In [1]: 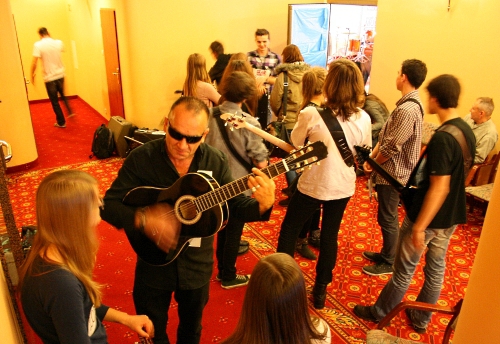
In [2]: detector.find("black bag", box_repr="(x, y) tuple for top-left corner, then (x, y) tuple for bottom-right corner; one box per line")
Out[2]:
(265, 121), (289, 158)
(89, 124), (115, 159)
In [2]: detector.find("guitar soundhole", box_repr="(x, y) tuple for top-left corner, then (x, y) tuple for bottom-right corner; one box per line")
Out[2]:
(175, 195), (201, 225)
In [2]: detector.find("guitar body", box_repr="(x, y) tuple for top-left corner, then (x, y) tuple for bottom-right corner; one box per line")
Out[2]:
(123, 173), (228, 266)
(121, 141), (328, 266)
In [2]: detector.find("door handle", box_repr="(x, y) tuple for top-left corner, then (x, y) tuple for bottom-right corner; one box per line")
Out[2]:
(112, 68), (120, 85)
(0, 140), (12, 163)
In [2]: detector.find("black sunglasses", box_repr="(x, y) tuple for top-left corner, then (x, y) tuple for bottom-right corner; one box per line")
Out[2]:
(167, 125), (204, 144)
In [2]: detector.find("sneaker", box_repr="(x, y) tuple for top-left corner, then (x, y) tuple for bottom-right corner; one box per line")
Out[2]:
(362, 261), (393, 276)
(221, 274), (250, 289)
(405, 309), (427, 334)
(354, 305), (379, 323)
(362, 251), (383, 263)
(215, 273), (222, 281)
(54, 123), (66, 128)
(239, 240), (249, 246)
(67, 113), (77, 118)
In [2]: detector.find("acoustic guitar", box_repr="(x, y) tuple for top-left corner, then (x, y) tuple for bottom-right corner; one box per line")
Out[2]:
(354, 144), (417, 211)
(123, 141), (328, 266)
(220, 112), (295, 153)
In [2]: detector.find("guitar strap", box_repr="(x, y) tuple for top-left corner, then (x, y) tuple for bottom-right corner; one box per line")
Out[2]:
(438, 124), (473, 177)
(401, 98), (425, 118)
(212, 107), (254, 173)
(317, 107), (355, 167)
(407, 123), (473, 188)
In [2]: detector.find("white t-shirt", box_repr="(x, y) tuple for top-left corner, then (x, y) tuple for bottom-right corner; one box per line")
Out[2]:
(33, 37), (65, 82)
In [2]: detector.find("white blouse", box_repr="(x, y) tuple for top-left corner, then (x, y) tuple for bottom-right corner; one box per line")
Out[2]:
(291, 106), (372, 201)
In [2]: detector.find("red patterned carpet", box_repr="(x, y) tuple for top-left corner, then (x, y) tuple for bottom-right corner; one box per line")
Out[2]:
(5, 99), (484, 343)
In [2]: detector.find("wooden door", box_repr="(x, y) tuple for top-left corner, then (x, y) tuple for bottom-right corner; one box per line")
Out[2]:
(100, 9), (125, 118)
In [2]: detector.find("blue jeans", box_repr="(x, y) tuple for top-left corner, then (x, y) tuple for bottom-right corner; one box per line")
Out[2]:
(45, 78), (72, 125)
(377, 184), (401, 264)
(277, 190), (350, 284)
(370, 216), (456, 328)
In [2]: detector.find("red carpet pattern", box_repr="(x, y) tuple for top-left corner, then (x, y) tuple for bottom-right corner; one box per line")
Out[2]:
(6, 157), (484, 343)
(5, 99), (484, 344)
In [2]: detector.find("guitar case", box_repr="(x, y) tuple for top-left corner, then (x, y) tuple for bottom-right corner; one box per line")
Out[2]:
(108, 116), (133, 158)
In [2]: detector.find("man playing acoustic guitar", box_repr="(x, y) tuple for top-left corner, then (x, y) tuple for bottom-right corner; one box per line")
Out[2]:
(101, 96), (276, 344)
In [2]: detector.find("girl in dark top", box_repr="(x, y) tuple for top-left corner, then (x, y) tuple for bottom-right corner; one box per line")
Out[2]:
(18, 170), (153, 343)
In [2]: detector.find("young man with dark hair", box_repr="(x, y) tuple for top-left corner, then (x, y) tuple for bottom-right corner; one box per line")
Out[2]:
(362, 59), (427, 276)
(247, 28), (281, 128)
(208, 41), (231, 86)
(205, 71), (269, 289)
(31, 27), (74, 128)
(354, 74), (475, 334)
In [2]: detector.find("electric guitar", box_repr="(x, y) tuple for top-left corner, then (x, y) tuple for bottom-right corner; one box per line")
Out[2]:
(354, 145), (417, 211)
(220, 113), (295, 153)
(123, 141), (328, 266)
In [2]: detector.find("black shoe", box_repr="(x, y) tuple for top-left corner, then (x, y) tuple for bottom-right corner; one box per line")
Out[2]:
(312, 283), (327, 309)
(309, 230), (320, 248)
(362, 251), (384, 263)
(362, 262), (393, 276)
(278, 197), (290, 207)
(239, 240), (249, 246)
(238, 245), (249, 255)
(295, 239), (317, 260)
(405, 309), (427, 334)
(354, 305), (379, 323)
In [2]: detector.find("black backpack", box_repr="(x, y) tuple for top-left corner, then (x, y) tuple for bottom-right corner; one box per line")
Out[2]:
(89, 124), (115, 159)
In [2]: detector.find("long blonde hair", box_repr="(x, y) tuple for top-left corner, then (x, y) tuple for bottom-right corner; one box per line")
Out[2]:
(221, 253), (327, 344)
(18, 170), (102, 306)
(183, 53), (212, 98)
(324, 59), (365, 121)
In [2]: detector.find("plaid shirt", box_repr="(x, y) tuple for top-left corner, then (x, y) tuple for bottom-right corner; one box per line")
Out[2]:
(376, 90), (423, 186)
(247, 50), (281, 92)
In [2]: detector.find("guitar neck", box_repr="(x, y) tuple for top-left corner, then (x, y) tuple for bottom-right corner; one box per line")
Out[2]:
(193, 159), (288, 213)
(244, 121), (295, 153)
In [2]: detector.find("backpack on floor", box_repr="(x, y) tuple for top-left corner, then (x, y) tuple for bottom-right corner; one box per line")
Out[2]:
(90, 124), (115, 159)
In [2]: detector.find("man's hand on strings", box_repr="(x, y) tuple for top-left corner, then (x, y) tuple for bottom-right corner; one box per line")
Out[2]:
(135, 203), (181, 253)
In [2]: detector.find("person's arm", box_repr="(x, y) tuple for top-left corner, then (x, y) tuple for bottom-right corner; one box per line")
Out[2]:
(377, 107), (419, 163)
(474, 135), (496, 163)
(31, 57), (39, 83)
(103, 308), (154, 339)
(269, 74), (283, 115)
(411, 175), (450, 250)
(205, 82), (221, 105)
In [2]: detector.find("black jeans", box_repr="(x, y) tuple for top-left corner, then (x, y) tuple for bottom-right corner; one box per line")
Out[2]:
(45, 77), (72, 125)
(133, 280), (209, 344)
(216, 217), (245, 280)
(277, 190), (350, 284)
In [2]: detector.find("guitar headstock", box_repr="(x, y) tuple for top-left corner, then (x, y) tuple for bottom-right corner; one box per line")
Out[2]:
(219, 113), (248, 131)
(285, 141), (328, 171)
(354, 145), (372, 166)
